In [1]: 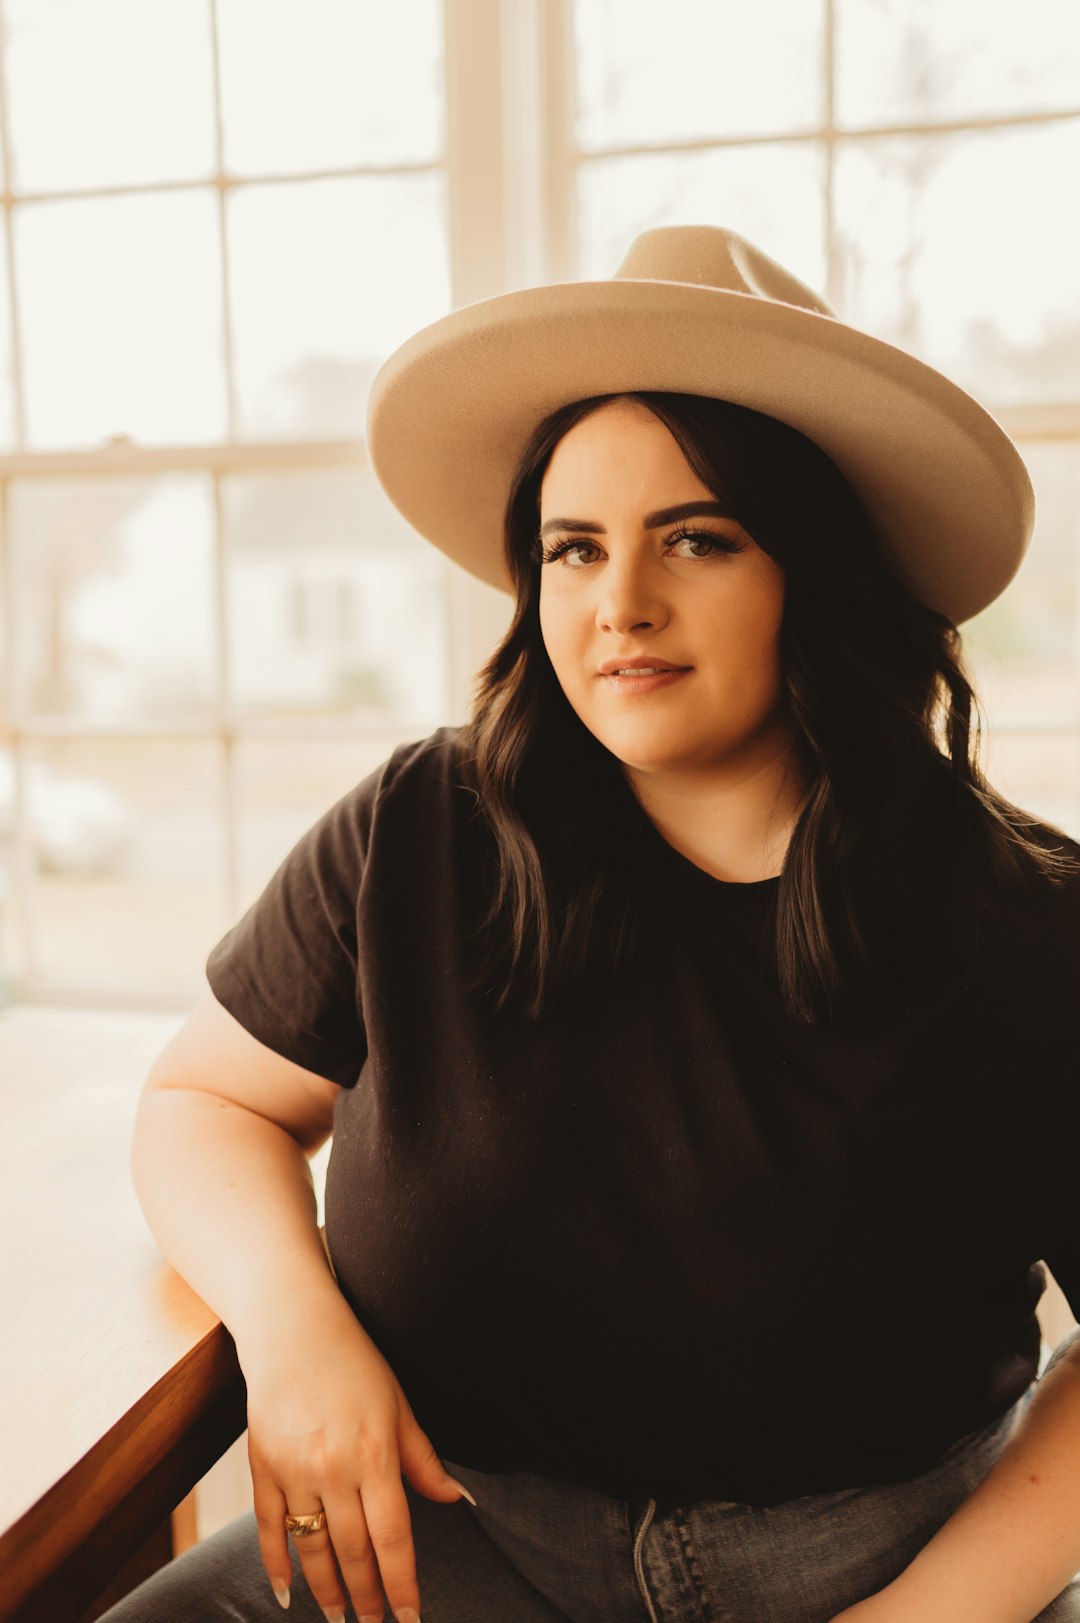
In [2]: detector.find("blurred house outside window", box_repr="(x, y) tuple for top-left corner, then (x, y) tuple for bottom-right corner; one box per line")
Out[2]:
(0, 0), (1077, 1008)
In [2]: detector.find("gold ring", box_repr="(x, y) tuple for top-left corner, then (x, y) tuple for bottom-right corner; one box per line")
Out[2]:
(284, 1511), (327, 1536)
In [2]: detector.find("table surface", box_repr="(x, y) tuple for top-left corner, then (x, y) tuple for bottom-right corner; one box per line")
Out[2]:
(0, 1004), (202, 1530)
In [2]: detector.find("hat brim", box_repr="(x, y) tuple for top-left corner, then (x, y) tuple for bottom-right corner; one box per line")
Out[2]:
(365, 279), (1034, 627)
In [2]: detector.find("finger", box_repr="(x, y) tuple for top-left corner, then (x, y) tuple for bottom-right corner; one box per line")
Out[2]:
(279, 1493), (354, 1623)
(320, 1486), (389, 1623)
(360, 1471), (422, 1623)
(251, 1475), (299, 1611)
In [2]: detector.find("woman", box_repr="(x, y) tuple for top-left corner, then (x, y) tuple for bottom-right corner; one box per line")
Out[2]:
(102, 226), (1080, 1623)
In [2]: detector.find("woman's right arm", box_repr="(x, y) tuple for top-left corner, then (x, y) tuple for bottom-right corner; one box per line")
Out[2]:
(132, 984), (465, 1622)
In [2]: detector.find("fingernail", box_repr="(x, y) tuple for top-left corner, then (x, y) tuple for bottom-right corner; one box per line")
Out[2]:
(272, 1578), (290, 1609)
(321, 1609), (345, 1623)
(394, 1611), (420, 1623)
(444, 1474), (478, 1507)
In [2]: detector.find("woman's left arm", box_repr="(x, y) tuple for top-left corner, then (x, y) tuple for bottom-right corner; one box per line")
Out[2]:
(831, 1329), (1080, 1623)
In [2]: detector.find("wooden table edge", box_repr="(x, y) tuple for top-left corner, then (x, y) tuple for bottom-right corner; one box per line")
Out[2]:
(1, 1321), (247, 1622)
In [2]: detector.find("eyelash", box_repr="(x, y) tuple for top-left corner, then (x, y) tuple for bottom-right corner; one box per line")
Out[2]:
(537, 524), (745, 568)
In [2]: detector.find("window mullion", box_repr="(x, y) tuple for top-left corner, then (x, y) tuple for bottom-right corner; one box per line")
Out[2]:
(441, 0), (517, 722)
(444, 0), (509, 305)
(209, 470), (239, 929)
(0, 14), (27, 452)
(207, 0), (239, 444)
(0, 439), (369, 478)
(823, 0), (838, 310)
(537, 0), (577, 283)
(0, 1), (36, 996)
(206, 0), (241, 940)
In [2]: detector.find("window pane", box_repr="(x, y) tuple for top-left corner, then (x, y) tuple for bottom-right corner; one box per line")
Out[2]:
(0, 831), (16, 1002)
(577, 144), (826, 286)
(0, 239), (16, 450)
(217, 0), (444, 174)
(228, 173), (449, 439)
(2, 0), (216, 192)
(836, 0), (1080, 129)
(572, 0), (824, 151)
(15, 190), (227, 448)
(11, 475), (217, 726)
(961, 442), (1080, 723)
(222, 468), (450, 728)
(0, 520), (9, 724)
(833, 122), (1080, 406)
(27, 738), (225, 991)
(233, 736), (410, 914)
(981, 731), (1080, 842)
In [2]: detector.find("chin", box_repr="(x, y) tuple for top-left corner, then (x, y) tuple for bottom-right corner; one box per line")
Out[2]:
(601, 737), (694, 775)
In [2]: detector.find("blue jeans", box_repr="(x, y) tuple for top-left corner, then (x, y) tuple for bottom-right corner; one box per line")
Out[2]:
(98, 1342), (1080, 1622)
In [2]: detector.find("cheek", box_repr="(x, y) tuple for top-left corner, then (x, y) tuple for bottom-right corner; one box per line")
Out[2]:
(741, 619), (784, 673)
(720, 573), (784, 670)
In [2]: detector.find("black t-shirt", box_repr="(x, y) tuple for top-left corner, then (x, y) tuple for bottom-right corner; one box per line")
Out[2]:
(205, 724), (1080, 1507)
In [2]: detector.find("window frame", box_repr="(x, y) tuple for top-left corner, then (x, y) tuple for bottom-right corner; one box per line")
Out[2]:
(0, 0), (1076, 1007)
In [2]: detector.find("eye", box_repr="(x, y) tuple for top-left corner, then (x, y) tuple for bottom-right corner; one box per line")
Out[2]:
(665, 524), (745, 559)
(539, 537), (599, 566)
(537, 526), (744, 568)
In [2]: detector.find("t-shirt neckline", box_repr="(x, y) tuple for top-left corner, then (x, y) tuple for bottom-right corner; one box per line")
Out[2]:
(644, 819), (783, 901)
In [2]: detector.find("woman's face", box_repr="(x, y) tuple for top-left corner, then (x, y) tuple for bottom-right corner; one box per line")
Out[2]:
(537, 398), (792, 784)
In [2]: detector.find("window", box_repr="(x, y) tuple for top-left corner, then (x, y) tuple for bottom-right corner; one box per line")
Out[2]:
(2, 0), (1076, 1007)
(0, 0), (463, 1004)
(567, 0), (1080, 835)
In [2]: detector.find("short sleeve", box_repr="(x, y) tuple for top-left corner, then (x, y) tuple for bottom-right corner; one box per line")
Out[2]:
(204, 758), (386, 1087)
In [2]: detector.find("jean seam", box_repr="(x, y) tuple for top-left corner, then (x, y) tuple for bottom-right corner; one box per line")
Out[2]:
(631, 1498), (660, 1623)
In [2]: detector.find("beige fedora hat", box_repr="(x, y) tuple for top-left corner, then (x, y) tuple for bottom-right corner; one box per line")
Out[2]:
(365, 224), (1034, 627)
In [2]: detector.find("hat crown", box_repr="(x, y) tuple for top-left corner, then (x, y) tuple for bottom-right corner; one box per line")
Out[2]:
(612, 224), (836, 319)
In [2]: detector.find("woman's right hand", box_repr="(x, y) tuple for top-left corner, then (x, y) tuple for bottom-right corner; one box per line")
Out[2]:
(237, 1285), (470, 1623)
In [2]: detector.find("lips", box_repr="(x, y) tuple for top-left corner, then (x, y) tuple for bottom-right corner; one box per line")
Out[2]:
(597, 658), (691, 675)
(600, 667), (692, 694)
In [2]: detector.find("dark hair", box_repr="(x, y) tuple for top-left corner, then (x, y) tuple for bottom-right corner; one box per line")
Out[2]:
(454, 391), (1079, 1027)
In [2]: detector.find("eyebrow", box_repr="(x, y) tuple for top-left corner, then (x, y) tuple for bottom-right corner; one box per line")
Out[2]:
(537, 500), (735, 540)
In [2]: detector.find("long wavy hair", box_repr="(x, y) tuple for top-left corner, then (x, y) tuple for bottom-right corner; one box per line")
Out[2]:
(453, 391), (1078, 1027)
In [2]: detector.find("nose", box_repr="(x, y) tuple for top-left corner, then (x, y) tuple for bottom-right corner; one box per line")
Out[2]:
(594, 549), (670, 635)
